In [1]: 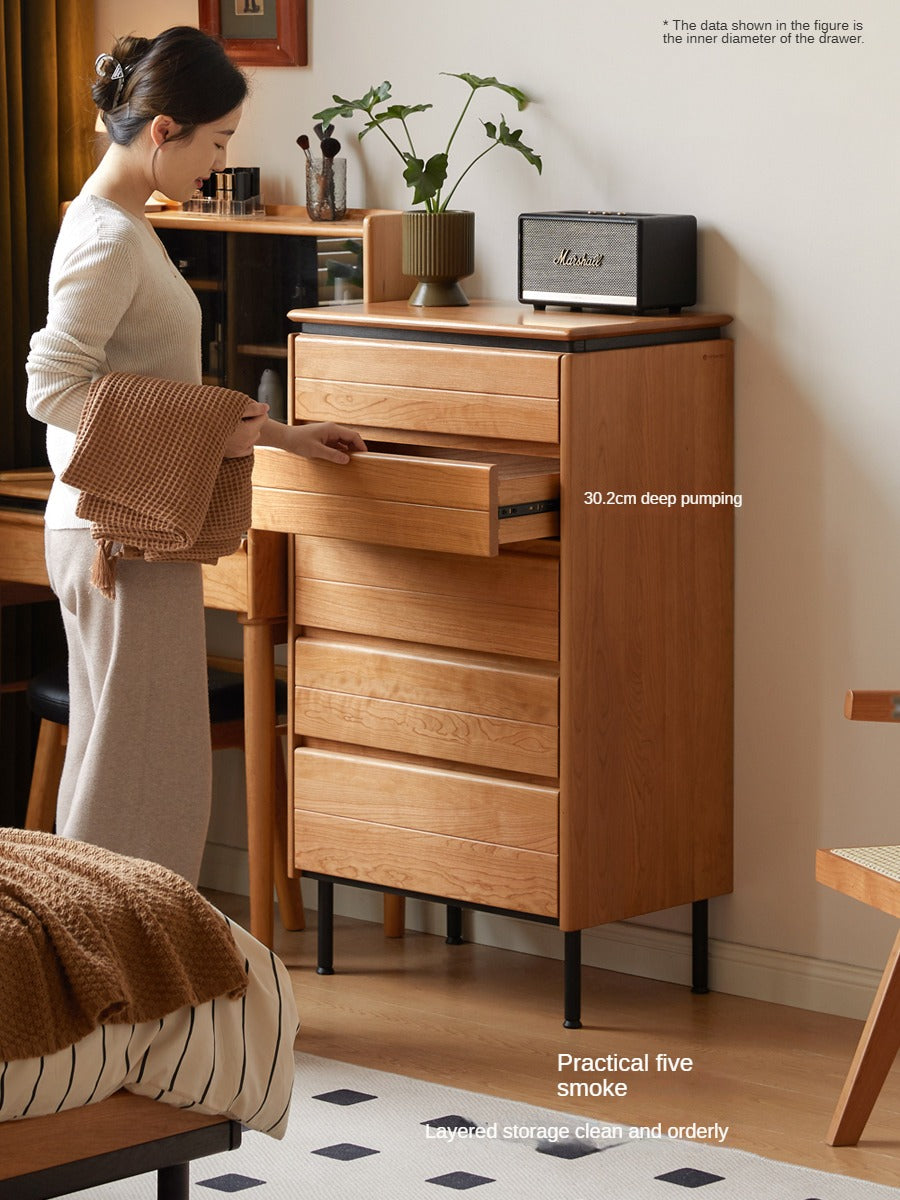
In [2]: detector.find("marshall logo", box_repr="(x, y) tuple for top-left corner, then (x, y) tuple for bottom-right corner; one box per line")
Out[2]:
(553, 249), (605, 267)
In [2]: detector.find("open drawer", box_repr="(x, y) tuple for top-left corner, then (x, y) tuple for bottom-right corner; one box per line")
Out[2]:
(252, 444), (559, 556)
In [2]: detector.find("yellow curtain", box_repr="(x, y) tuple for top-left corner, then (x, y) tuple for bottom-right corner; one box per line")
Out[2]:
(0, 0), (95, 468)
(0, 0), (92, 821)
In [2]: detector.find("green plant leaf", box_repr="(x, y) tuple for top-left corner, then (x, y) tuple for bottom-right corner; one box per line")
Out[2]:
(482, 116), (542, 172)
(360, 102), (432, 138)
(402, 152), (449, 205)
(313, 81), (392, 126)
(379, 103), (433, 122)
(443, 73), (530, 111)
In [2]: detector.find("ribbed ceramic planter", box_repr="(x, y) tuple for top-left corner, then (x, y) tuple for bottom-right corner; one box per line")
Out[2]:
(402, 210), (475, 306)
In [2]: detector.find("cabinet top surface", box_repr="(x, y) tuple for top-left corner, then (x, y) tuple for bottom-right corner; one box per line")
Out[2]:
(287, 300), (732, 342)
(147, 206), (395, 237)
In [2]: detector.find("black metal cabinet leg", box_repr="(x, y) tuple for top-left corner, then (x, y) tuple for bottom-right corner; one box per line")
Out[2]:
(691, 899), (709, 994)
(317, 880), (335, 975)
(157, 1163), (189, 1200)
(563, 930), (582, 1028)
(446, 904), (463, 944)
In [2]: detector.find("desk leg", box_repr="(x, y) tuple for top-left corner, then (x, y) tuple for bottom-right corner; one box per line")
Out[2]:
(383, 894), (405, 937)
(241, 619), (274, 949)
(274, 737), (305, 931)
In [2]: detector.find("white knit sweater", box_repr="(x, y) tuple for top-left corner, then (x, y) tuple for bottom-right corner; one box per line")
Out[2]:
(26, 194), (202, 529)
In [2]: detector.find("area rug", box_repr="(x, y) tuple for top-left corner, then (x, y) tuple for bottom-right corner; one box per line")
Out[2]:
(74, 1052), (898, 1198)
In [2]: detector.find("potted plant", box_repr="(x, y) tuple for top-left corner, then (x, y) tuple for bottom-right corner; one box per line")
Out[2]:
(313, 73), (542, 305)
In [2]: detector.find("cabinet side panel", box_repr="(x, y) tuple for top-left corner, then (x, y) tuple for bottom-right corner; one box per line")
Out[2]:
(559, 341), (734, 929)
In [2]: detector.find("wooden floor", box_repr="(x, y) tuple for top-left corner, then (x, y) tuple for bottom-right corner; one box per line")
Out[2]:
(208, 892), (900, 1189)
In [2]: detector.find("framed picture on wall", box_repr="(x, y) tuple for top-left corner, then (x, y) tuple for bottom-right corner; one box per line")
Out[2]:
(198, 0), (308, 67)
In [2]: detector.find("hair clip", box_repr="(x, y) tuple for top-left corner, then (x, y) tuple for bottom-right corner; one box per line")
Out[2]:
(94, 53), (127, 107)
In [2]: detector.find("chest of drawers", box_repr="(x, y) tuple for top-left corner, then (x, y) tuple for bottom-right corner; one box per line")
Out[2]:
(253, 301), (734, 1024)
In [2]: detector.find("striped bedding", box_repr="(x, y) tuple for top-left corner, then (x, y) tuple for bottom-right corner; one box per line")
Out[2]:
(0, 915), (298, 1137)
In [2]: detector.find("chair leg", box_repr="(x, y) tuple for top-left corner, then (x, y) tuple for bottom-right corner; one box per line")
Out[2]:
(828, 928), (900, 1145)
(273, 736), (305, 931)
(24, 720), (66, 833)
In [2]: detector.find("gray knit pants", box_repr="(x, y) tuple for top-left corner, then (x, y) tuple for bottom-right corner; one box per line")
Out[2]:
(45, 528), (211, 883)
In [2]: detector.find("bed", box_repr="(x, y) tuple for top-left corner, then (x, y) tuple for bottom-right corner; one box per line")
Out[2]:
(0, 829), (298, 1198)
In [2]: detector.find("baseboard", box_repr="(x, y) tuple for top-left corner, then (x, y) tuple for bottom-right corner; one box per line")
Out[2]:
(200, 844), (878, 1021)
(200, 840), (250, 897)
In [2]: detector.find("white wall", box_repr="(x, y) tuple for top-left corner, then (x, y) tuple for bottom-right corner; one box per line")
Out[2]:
(94, 0), (900, 1011)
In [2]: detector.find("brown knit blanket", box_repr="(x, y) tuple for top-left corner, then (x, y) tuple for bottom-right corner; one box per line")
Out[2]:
(61, 372), (253, 597)
(0, 828), (248, 1062)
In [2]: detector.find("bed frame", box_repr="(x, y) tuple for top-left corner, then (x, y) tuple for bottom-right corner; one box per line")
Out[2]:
(0, 1090), (240, 1199)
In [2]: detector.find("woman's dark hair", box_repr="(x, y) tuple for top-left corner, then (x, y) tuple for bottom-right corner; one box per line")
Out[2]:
(93, 26), (248, 146)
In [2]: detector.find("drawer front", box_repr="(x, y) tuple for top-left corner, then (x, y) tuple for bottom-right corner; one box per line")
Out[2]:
(294, 379), (559, 444)
(295, 335), (560, 398)
(295, 637), (558, 724)
(293, 335), (559, 442)
(295, 537), (559, 661)
(253, 447), (559, 556)
(294, 637), (558, 776)
(294, 747), (558, 852)
(295, 690), (557, 777)
(294, 810), (558, 917)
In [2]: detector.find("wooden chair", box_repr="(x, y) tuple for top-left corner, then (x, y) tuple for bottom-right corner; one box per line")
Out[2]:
(816, 688), (900, 1145)
(23, 660), (304, 935)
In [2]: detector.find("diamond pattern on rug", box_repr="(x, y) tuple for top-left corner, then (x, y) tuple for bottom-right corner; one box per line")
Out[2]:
(197, 1176), (266, 1193)
(422, 1115), (480, 1132)
(313, 1088), (377, 1106)
(656, 1167), (727, 1188)
(426, 1171), (496, 1190)
(64, 1053), (900, 1200)
(536, 1137), (603, 1159)
(311, 1142), (380, 1161)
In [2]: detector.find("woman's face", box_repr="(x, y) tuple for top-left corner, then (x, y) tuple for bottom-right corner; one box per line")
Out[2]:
(152, 105), (243, 201)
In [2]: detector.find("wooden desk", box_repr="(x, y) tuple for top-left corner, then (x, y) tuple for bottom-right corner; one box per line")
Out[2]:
(0, 470), (288, 948)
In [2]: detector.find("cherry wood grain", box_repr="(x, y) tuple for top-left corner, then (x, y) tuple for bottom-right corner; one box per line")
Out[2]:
(844, 690), (900, 722)
(293, 747), (558, 852)
(295, 578), (558, 661)
(295, 636), (558, 724)
(294, 810), (558, 916)
(288, 298), (732, 343)
(294, 378), (559, 443)
(294, 688), (558, 777)
(558, 340), (734, 928)
(817, 848), (900, 920)
(252, 446), (559, 555)
(0, 1091), (231, 1178)
(295, 334), (560, 397)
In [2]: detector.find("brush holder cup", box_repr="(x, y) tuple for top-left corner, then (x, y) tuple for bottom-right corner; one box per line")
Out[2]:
(305, 157), (347, 221)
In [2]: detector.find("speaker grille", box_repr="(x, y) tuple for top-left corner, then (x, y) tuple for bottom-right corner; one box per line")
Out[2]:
(520, 217), (637, 300)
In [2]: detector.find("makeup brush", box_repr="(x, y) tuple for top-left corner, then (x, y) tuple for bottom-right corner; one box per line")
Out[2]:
(320, 137), (342, 219)
(296, 134), (312, 164)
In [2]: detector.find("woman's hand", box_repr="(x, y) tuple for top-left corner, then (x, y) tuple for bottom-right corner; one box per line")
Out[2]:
(258, 418), (367, 464)
(223, 399), (269, 458)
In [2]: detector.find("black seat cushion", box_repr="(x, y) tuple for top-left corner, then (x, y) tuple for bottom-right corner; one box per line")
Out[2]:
(27, 665), (287, 727)
(26, 664), (70, 725)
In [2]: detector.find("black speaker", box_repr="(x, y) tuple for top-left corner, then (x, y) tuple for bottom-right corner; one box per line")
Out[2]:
(518, 211), (697, 313)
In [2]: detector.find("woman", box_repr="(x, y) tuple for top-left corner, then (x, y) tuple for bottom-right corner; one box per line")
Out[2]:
(26, 26), (364, 882)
